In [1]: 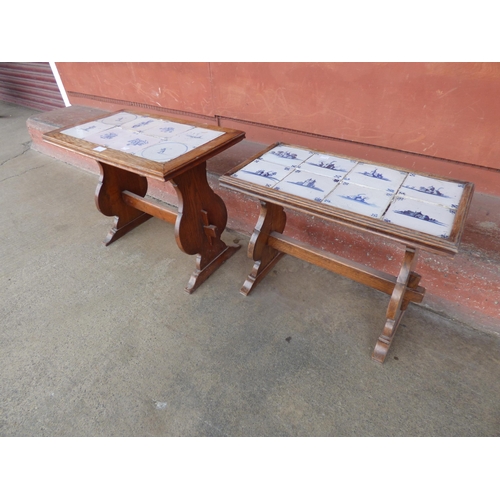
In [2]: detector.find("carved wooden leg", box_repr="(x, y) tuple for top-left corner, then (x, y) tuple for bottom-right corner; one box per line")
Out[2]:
(241, 201), (287, 296)
(95, 161), (152, 246)
(372, 247), (421, 363)
(170, 162), (240, 294)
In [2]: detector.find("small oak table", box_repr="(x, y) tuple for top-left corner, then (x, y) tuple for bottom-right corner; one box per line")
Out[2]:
(220, 142), (474, 363)
(44, 109), (245, 293)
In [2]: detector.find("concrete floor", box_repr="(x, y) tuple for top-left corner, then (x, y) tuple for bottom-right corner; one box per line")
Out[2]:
(1, 100), (499, 437)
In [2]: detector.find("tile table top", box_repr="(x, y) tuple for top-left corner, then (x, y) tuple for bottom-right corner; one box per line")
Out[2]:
(223, 143), (474, 250)
(43, 109), (245, 182)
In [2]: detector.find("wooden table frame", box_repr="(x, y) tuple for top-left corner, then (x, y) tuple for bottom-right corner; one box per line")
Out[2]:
(44, 109), (245, 293)
(220, 143), (474, 363)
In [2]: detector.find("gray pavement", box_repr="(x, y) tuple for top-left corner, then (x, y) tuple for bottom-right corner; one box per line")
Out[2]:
(1, 100), (499, 437)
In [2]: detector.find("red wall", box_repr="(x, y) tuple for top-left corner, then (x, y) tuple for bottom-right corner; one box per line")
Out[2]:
(56, 62), (500, 190)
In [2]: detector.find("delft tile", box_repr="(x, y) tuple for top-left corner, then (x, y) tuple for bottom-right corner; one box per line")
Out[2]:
(397, 173), (465, 208)
(322, 181), (396, 218)
(272, 169), (339, 202)
(120, 116), (162, 132)
(98, 112), (138, 126)
(61, 121), (116, 140)
(119, 132), (163, 155)
(344, 162), (407, 193)
(137, 141), (190, 162)
(231, 158), (296, 188)
(260, 145), (314, 169)
(172, 127), (226, 150)
(84, 127), (139, 149)
(383, 195), (457, 238)
(139, 120), (195, 139)
(300, 153), (358, 178)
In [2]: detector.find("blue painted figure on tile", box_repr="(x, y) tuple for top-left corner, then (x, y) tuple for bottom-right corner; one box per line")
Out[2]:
(127, 138), (148, 147)
(240, 168), (279, 182)
(131, 120), (154, 129)
(393, 209), (445, 226)
(361, 168), (390, 181)
(271, 150), (298, 160)
(101, 132), (118, 140)
(287, 177), (324, 191)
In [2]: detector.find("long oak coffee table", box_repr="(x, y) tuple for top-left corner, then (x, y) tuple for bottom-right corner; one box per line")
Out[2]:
(220, 142), (474, 363)
(44, 109), (245, 293)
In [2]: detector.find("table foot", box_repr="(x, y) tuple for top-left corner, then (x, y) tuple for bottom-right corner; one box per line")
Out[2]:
(171, 162), (240, 292)
(185, 243), (240, 294)
(241, 201), (287, 296)
(103, 212), (153, 246)
(371, 247), (421, 363)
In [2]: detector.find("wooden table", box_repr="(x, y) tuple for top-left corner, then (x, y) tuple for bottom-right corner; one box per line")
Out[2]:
(220, 142), (474, 363)
(44, 109), (245, 293)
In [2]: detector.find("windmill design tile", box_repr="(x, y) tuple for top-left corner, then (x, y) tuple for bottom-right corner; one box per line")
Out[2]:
(231, 158), (296, 188)
(300, 153), (358, 178)
(98, 112), (138, 126)
(260, 145), (314, 169)
(172, 127), (225, 150)
(273, 169), (339, 202)
(322, 181), (396, 218)
(139, 141), (189, 162)
(397, 173), (465, 208)
(136, 120), (195, 139)
(344, 163), (408, 193)
(62, 121), (115, 140)
(383, 195), (457, 238)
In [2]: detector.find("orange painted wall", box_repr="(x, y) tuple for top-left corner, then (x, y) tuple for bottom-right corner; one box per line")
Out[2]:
(56, 62), (500, 177)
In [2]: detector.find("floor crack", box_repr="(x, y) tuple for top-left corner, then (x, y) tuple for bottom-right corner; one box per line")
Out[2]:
(0, 141), (32, 168)
(0, 142), (47, 183)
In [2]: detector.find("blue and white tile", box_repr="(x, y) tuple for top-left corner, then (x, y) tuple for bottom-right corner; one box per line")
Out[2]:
(397, 173), (465, 208)
(322, 181), (396, 218)
(62, 121), (115, 140)
(138, 120), (195, 139)
(119, 132), (163, 155)
(120, 116), (162, 132)
(172, 127), (225, 150)
(98, 112), (138, 126)
(84, 127), (139, 148)
(138, 141), (190, 162)
(272, 170), (339, 202)
(300, 153), (358, 177)
(344, 163), (407, 192)
(260, 145), (314, 169)
(231, 158), (296, 188)
(383, 195), (457, 238)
